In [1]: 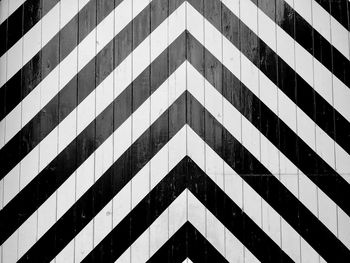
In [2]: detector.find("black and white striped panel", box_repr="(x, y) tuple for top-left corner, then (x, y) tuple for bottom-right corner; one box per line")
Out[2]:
(0, 0), (349, 262)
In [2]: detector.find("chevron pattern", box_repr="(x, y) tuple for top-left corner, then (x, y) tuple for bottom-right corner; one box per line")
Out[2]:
(0, 0), (349, 262)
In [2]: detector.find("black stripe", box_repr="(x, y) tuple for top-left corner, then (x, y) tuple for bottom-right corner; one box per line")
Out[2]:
(204, 0), (350, 161)
(187, 34), (350, 217)
(147, 222), (189, 263)
(187, 222), (228, 263)
(187, 158), (293, 263)
(0, 0), (104, 122)
(6, 2), (25, 51)
(259, 0), (350, 89)
(147, 222), (228, 263)
(317, 0), (349, 31)
(0, 0), (185, 181)
(18, 92), (186, 263)
(0, 33), (186, 248)
(187, 93), (350, 262)
(83, 156), (292, 263)
(0, 0), (55, 57)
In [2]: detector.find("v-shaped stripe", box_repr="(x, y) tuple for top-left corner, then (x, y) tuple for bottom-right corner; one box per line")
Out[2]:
(0, 1), (349, 262)
(2, 0), (350, 176)
(2, 25), (349, 249)
(81, 157), (291, 263)
(15, 92), (350, 262)
(147, 222), (228, 263)
(97, 190), (235, 263)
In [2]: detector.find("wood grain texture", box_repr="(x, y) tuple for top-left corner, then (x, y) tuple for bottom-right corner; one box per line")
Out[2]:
(0, 0), (350, 262)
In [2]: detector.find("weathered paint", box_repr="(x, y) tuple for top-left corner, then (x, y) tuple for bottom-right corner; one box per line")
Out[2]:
(0, 0), (350, 262)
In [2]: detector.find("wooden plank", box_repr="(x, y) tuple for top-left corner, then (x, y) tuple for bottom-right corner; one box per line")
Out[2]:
(186, 0), (206, 260)
(149, 0), (169, 257)
(74, 0), (97, 261)
(130, 0), (151, 261)
(203, 0), (225, 259)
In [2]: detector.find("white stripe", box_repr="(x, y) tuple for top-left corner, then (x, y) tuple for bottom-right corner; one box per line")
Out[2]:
(187, 62), (350, 250)
(188, 192), (260, 263)
(117, 191), (258, 263)
(291, 0), (350, 60)
(189, 2), (350, 177)
(0, 0), (26, 25)
(7, 62), (186, 261)
(0, 0), (92, 88)
(0, 0), (9, 25)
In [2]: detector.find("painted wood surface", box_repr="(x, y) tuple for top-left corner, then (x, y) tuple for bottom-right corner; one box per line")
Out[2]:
(0, 0), (349, 262)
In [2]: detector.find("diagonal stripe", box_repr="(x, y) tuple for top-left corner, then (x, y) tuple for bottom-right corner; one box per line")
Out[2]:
(146, 221), (191, 263)
(0, 0), (86, 93)
(210, 0), (350, 161)
(0, 0), (27, 25)
(0, 0), (59, 58)
(0, 0), (121, 125)
(307, 0), (349, 35)
(146, 218), (189, 263)
(0, 0), (116, 137)
(255, 0), (350, 90)
(235, 0), (350, 122)
(0, 0), (91, 89)
(291, 0), (349, 60)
